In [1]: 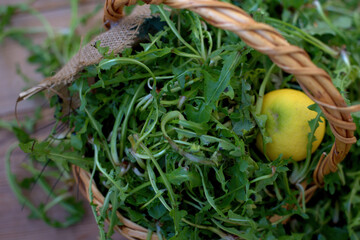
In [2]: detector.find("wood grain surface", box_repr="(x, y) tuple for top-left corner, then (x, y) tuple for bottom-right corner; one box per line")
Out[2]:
(0, 1), (126, 239)
(0, 112), (102, 240)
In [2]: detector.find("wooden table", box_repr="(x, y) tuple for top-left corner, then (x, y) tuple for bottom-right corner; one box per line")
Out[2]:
(0, 1), (126, 239)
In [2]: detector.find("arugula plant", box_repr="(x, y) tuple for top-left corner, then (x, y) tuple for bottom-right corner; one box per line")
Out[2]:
(2, 0), (360, 239)
(1, 0), (102, 229)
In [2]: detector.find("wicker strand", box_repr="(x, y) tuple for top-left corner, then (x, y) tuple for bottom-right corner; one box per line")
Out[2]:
(72, 166), (159, 240)
(104, 0), (359, 187)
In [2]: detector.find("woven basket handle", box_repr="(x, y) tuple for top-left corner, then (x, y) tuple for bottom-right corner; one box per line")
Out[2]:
(103, 0), (359, 187)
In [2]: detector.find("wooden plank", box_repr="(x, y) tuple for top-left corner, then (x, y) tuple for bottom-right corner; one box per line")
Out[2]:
(0, 113), (127, 240)
(0, 2), (104, 117)
(0, 2), (127, 239)
(1, 0), (99, 13)
(0, 113), (101, 240)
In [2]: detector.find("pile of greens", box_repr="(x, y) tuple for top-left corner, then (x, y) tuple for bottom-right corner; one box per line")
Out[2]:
(2, 1), (360, 239)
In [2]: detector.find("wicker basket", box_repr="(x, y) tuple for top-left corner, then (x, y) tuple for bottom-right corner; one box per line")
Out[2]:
(71, 0), (359, 239)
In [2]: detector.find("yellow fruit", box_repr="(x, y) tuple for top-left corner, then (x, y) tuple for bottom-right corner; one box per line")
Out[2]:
(256, 89), (326, 161)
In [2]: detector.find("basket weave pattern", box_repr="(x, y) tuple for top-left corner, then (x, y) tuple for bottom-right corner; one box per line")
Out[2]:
(104, 0), (359, 187)
(72, 0), (360, 239)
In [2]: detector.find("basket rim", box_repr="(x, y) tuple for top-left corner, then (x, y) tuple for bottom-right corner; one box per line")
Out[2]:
(77, 0), (360, 239)
(72, 165), (160, 240)
(103, 0), (360, 188)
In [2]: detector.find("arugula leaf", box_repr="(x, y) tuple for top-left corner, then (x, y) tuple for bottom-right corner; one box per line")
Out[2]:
(6, 1), (360, 239)
(204, 51), (241, 107)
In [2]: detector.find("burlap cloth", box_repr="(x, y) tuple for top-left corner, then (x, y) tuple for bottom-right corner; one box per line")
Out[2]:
(18, 5), (152, 102)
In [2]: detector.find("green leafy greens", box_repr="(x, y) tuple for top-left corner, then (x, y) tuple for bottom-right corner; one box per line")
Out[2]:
(2, 0), (360, 239)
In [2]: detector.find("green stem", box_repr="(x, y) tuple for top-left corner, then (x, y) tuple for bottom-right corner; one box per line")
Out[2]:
(157, 5), (200, 57)
(205, 30), (213, 58)
(141, 189), (165, 209)
(290, 109), (323, 184)
(25, 159), (80, 215)
(172, 49), (203, 59)
(27, 7), (65, 64)
(181, 218), (228, 239)
(314, 0), (348, 44)
(146, 230), (154, 240)
(5, 144), (41, 217)
(144, 30), (167, 52)
(282, 172), (292, 196)
(296, 182), (306, 213)
(146, 160), (171, 211)
(94, 143), (128, 194)
(44, 193), (73, 212)
(197, 15), (206, 61)
(135, 107), (159, 150)
(91, 70), (171, 89)
(63, 0), (79, 61)
(128, 182), (152, 196)
(255, 63), (276, 115)
(78, 79), (116, 167)
(110, 95), (129, 165)
(266, 17), (338, 57)
(161, 111), (215, 165)
(217, 28), (222, 50)
(98, 58), (157, 86)
(273, 181), (283, 201)
(214, 184), (246, 202)
(195, 165), (225, 218)
(137, 139), (177, 208)
(250, 173), (275, 184)
(89, 148), (107, 239)
(106, 190), (119, 238)
(120, 81), (146, 159)
(6, 143), (81, 227)
(0, 27), (46, 42)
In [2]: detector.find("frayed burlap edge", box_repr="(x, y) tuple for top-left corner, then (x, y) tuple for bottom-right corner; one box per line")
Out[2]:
(18, 5), (152, 103)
